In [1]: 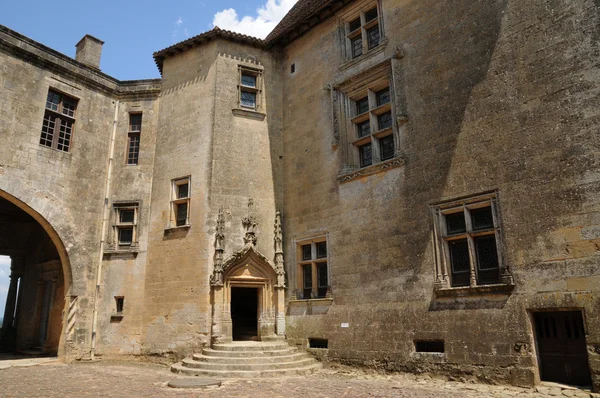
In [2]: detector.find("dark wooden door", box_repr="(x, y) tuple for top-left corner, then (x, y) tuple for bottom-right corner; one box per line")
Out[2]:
(534, 311), (592, 386)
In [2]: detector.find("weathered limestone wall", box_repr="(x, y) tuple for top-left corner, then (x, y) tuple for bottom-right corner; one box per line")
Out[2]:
(281, 0), (600, 389)
(141, 43), (219, 357)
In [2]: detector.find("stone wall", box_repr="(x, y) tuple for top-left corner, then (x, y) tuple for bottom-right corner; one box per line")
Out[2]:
(280, 0), (600, 390)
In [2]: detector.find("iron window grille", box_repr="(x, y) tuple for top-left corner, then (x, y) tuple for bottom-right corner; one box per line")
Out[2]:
(238, 67), (262, 111)
(40, 89), (78, 152)
(297, 238), (329, 299)
(432, 193), (513, 289)
(344, 4), (382, 60)
(126, 113), (142, 165)
(171, 177), (191, 227)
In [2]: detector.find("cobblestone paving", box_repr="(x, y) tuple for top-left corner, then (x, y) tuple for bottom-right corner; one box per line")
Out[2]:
(0, 361), (597, 398)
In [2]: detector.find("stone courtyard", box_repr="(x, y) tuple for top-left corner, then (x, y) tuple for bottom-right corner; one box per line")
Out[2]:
(0, 360), (596, 398)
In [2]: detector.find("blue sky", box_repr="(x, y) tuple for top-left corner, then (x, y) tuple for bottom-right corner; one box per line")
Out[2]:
(2, 0), (297, 80)
(0, 256), (9, 320)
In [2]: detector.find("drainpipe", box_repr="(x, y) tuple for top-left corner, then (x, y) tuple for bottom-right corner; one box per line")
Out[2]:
(90, 100), (119, 359)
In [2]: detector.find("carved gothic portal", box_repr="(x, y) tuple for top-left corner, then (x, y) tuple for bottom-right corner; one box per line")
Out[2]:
(211, 245), (285, 343)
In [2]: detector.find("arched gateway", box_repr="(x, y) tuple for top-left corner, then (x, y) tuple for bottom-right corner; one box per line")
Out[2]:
(209, 210), (286, 343)
(0, 190), (71, 357)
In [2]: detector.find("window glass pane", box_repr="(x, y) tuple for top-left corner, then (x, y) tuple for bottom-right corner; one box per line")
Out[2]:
(380, 135), (394, 161)
(378, 112), (392, 130)
(176, 202), (188, 226)
(241, 91), (257, 108)
(62, 97), (77, 117)
(376, 88), (390, 106)
(46, 91), (60, 111)
(351, 35), (363, 58)
(471, 207), (494, 231)
(475, 235), (499, 285)
(349, 17), (361, 32)
(303, 264), (312, 290)
(446, 212), (466, 235)
(356, 97), (369, 115)
(241, 74), (257, 88)
(365, 7), (378, 22)
(119, 209), (135, 223)
(118, 227), (133, 245)
(127, 133), (140, 165)
(301, 244), (312, 261)
(40, 112), (56, 147)
(129, 114), (142, 131)
(57, 119), (73, 152)
(177, 183), (189, 199)
(316, 242), (327, 258)
(317, 263), (328, 297)
(449, 239), (470, 287)
(357, 120), (370, 138)
(359, 143), (372, 168)
(367, 25), (380, 49)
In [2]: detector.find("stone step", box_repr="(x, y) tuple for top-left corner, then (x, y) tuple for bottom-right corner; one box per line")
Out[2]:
(181, 357), (317, 371)
(202, 347), (299, 357)
(211, 342), (290, 352)
(193, 352), (308, 364)
(171, 362), (322, 378)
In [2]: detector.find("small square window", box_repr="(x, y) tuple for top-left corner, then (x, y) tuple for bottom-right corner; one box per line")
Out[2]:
(349, 17), (361, 32)
(357, 120), (371, 138)
(471, 207), (494, 231)
(118, 227), (133, 245)
(356, 97), (369, 115)
(119, 209), (135, 224)
(177, 183), (189, 199)
(241, 74), (257, 88)
(378, 112), (393, 130)
(446, 212), (466, 235)
(365, 7), (378, 23)
(316, 242), (327, 258)
(241, 91), (257, 109)
(112, 204), (139, 248)
(376, 88), (390, 106)
(367, 25), (380, 49)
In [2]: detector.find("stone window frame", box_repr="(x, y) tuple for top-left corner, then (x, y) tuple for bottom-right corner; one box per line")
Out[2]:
(170, 176), (191, 228)
(431, 191), (514, 296)
(126, 112), (142, 165)
(333, 61), (405, 183)
(295, 235), (331, 300)
(338, 0), (386, 64)
(238, 66), (263, 112)
(39, 88), (79, 153)
(109, 202), (140, 250)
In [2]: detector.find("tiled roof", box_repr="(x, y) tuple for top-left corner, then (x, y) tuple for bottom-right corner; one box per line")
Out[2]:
(153, 27), (266, 74)
(265, 0), (337, 43)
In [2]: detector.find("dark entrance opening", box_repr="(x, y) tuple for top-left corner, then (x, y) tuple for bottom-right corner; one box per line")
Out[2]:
(231, 287), (258, 341)
(533, 311), (592, 386)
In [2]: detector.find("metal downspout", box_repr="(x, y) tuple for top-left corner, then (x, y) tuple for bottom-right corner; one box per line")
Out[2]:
(90, 100), (119, 359)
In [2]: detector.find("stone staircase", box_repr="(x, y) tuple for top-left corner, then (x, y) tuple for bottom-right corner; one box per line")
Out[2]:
(171, 341), (322, 377)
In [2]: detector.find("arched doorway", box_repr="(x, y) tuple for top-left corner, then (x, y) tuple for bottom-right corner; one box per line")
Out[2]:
(211, 245), (286, 343)
(0, 192), (70, 356)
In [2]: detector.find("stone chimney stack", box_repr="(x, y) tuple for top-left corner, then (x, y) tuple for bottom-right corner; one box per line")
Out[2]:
(75, 35), (104, 69)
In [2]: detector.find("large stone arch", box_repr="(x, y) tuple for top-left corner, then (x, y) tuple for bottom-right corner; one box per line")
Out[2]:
(0, 189), (74, 358)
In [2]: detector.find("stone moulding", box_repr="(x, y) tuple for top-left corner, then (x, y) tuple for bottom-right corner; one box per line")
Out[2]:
(433, 282), (515, 298)
(232, 108), (266, 121)
(337, 156), (406, 184)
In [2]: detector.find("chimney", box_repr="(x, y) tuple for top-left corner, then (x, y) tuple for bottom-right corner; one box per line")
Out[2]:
(75, 35), (104, 69)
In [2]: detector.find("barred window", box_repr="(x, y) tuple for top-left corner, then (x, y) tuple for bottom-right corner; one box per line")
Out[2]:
(297, 238), (329, 299)
(40, 89), (78, 152)
(111, 203), (139, 248)
(126, 113), (142, 165)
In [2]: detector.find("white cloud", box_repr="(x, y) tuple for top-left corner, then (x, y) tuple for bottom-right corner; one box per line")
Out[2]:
(212, 0), (299, 39)
(172, 17), (186, 43)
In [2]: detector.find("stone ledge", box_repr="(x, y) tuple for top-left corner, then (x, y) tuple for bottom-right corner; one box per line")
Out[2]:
(338, 156), (405, 184)
(232, 108), (266, 121)
(434, 283), (515, 298)
(103, 248), (139, 259)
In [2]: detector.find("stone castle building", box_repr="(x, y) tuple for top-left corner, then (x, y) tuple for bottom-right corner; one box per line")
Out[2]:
(0, 0), (599, 390)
